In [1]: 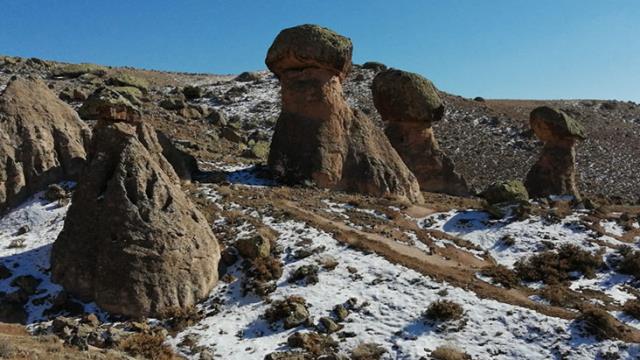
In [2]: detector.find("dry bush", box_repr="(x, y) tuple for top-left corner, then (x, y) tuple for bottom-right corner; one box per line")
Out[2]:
(576, 307), (628, 341)
(159, 306), (203, 333)
(351, 342), (386, 360)
(119, 333), (178, 360)
(247, 256), (284, 282)
(515, 244), (604, 284)
(623, 299), (640, 320)
(616, 246), (640, 279)
(540, 285), (583, 308)
(481, 265), (519, 288)
(431, 345), (471, 360)
(424, 300), (464, 322)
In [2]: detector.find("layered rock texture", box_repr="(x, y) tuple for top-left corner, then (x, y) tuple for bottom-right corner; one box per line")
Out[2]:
(0, 77), (90, 213)
(524, 106), (586, 200)
(372, 69), (469, 196)
(266, 25), (423, 203)
(51, 119), (220, 318)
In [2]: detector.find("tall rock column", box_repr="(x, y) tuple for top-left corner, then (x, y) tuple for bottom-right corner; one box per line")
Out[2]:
(266, 24), (423, 204)
(372, 69), (469, 196)
(524, 106), (586, 200)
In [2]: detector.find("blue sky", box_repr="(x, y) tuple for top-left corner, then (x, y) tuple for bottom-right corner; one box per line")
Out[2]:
(1, 0), (639, 101)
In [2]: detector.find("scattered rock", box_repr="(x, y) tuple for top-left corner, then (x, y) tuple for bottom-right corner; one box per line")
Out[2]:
(288, 265), (319, 285)
(221, 126), (244, 143)
(287, 331), (338, 355)
(160, 96), (187, 111)
(51, 120), (220, 318)
(481, 180), (529, 204)
(78, 87), (142, 123)
(265, 296), (311, 329)
(183, 85), (202, 100)
(106, 72), (149, 93)
(44, 184), (68, 202)
(266, 24), (423, 203)
(236, 233), (271, 259)
(362, 61), (387, 72)
(234, 71), (261, 82)
(318, 317), (341, 334)
(16, 225), (30, 235)
(372, 68), (469, 196)
(51, 63), (108, 78)
(206, 108), (227, 126)
(525, 106), (586, 200)
(0, 77), (90, 213)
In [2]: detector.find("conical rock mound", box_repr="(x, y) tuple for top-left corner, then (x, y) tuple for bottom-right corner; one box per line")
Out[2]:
(0, 76), (90, 212)
(51, 120), (220, 318)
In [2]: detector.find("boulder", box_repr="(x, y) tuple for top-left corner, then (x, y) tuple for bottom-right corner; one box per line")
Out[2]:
(182, 86), (202, 100)
(51, 63), (108, 78)
(78, 87), (142, 123)
(362, 61), (387, 73)
(372, 69), (469, 196)
(266, 25), (422, 203)
(234, 71), (261, 82)
(481, 180), (529, 204)
(51, 120), (220, 319)
(524, 106), (585, 200)
(0, 77), (90, 213)
(106, 73), (149, 93)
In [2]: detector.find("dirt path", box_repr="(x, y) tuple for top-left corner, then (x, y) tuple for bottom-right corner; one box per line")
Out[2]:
(275, 199), (577, 320)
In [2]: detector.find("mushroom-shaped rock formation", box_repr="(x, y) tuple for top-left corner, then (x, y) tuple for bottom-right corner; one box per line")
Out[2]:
(0, 77), (90, 213)
(51, 119), (220, 319)
(371, 69), (469, 196)
(266, 24), (423, 203)
(524, 106), (586, 200)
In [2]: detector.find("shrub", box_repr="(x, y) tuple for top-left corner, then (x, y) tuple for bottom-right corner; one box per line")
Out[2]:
(431, 345), (471, 360)
(540, 285), (582, 308)
(182, 85), (202, 100)
(158, 306), (203, 333)
(424, 300), (464, 322)
(119, 333), (178, 360)
(481, 265), (519, 288)
(576, 307), (627, 341)
(616, 246), (640, 279)
(515, 244), (604, 284)
(351, 342), (387, 360)
(623, 299), (640, 320)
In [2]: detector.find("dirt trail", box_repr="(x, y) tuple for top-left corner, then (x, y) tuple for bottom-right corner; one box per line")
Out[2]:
(275, 199), (577, 320)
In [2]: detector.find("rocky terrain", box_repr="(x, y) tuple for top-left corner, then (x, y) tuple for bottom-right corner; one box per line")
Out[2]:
(1, 23), (640, 360)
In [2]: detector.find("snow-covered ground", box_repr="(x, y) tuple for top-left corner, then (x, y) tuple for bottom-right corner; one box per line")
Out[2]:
(2, 176), (640, 359)
(167, 183), (640, 359)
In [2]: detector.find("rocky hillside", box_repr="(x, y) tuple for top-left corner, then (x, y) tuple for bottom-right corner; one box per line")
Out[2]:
(1, 49), (640, 360)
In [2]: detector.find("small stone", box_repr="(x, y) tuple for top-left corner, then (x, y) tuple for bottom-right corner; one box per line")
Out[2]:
(44, 184), (68, 202)
(318, 317), (341, 334)
(333, 304), (349, 321)
(16, 225), (30, 235)
(235, 234), (271, 259)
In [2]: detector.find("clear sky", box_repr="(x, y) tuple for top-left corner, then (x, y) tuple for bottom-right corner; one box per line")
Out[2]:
(1, 0), (639, 101)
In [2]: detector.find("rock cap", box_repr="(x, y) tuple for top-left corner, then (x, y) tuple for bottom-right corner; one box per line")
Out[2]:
(265, 24), (353, 79)
(372, 69), (444, 124)
(78, 87), (142, 123)
(530, 106), (586, 142)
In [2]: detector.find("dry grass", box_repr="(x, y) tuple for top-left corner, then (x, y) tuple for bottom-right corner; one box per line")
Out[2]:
(424, 300), (464, 322)
(616, 246), (640, 279)
(350, 342), (387, 360)
(481, 265), (519, 289)
(623, 299), (640, 320)
(158, 306), (203, 334)
(431, 345), (471, 360)
(515, 244), (604, 284)
(577, 307), (629, 341)
(539, 285), (583, 308)
(118, 333), (180, 360)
